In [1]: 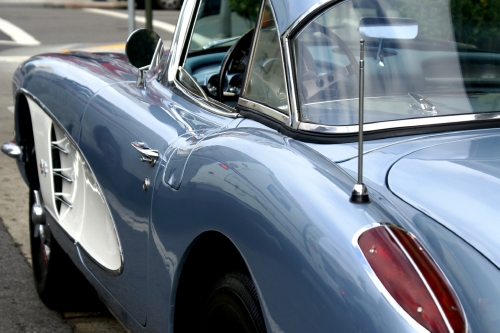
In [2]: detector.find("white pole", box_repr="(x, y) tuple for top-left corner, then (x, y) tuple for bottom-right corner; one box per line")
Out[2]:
(128, 0), (135, 36)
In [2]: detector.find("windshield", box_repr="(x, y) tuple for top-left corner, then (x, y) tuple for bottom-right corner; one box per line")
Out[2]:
(293, 0), (500, 126)
(188, 0), (259, 53)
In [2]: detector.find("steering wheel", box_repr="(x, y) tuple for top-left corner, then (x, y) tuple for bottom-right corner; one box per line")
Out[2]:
(217, 29), (254, 103)
(299, 22), (358, 102)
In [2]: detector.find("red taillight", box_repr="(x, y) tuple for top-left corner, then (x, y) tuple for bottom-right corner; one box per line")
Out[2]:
(358, 225), (466, 332)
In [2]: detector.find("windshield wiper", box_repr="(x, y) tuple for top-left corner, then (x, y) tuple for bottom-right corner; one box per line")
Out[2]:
(409, 92), (438, 115)
(202, 36), (240, 50)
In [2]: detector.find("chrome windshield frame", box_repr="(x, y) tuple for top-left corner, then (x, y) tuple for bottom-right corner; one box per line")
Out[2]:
(162, 0), (238, 118)
(240, 0), (266, 99)
(164, 0), (198, 85)
(298, 112), (500, 134)
(239, 97), (290, 124)
(239, 0), (293, 121)
(168, 0), (500, 138)
(278, 0), (500, 137)
(282, 0), (345, 131)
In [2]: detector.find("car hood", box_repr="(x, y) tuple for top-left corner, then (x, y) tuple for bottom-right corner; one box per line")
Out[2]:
(387, 134), (500, 268)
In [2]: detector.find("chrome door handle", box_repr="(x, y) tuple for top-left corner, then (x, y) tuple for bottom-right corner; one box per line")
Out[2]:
(131, 141), (159, 166)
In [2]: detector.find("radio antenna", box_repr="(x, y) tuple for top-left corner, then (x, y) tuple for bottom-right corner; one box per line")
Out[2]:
(350, 39), (370, 204)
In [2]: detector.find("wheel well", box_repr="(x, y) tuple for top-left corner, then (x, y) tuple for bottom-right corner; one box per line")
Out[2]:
(174, 231), (252, 332)
(16, 94), (38, 189)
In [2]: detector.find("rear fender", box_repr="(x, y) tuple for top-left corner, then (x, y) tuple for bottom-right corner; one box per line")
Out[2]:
(150, 128), (414, 332)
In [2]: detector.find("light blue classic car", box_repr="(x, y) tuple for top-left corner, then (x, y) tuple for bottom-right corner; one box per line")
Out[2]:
(2, 0), (499, 332)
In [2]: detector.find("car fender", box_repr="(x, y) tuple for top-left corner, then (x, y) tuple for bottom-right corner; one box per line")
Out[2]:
(12, 52), (136, 141)
(149, 127), (417, 332)
(12, 52), (137, 186)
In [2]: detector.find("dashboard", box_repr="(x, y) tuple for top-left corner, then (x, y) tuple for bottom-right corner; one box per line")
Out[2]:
(183, 42), (251, 101)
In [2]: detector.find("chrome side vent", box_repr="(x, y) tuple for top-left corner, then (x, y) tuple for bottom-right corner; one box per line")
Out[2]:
(51, 126), (63, 213)
(51, 142), (69, 154)
(53, 170), (73, 183)
(54, 193), (73, 209)
(50, 125), (73, 213)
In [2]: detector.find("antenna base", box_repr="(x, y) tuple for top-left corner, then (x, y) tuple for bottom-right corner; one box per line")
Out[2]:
(350, 183), (370, 204)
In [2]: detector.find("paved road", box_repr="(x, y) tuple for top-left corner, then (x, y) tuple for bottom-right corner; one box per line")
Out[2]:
(0, 218), (73, 332)
(0, 6), (179, 52)
(0, 5), (179, 331)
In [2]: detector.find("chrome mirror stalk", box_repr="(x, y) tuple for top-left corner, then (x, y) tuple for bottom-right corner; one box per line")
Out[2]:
(125, 29), (164, 89)
(375, 39), (385, 67)
(350, 39), (370, 204)
(137, 66), (147, 89)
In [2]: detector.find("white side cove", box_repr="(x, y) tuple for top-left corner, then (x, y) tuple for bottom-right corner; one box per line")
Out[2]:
(27, 97), (122, 272)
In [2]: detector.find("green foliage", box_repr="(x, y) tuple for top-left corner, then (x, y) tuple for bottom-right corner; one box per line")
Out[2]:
(450, 0), (500, 50)
(392, 0), (500, 51)
(228, 0), (260, 22)
(391, 0), (453, 40)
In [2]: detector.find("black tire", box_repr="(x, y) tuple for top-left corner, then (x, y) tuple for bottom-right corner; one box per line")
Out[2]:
(203, 272), (267, 333)
(26, 127), (101, 311)
(29, 188), (103, 312)
(29, 190), (71, 310)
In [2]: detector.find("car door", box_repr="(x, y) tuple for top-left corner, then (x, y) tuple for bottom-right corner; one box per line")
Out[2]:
(78, 82), (183, 325)
(78, 0), (264, 325)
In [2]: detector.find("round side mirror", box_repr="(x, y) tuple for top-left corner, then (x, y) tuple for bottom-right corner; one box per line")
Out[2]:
(126, 29), (163, 69)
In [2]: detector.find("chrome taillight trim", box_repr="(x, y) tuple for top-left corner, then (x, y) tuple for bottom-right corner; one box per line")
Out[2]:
(352, 223), (469, 333)
(352, 223), (429, 333)
(385, 226), (454, 332)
